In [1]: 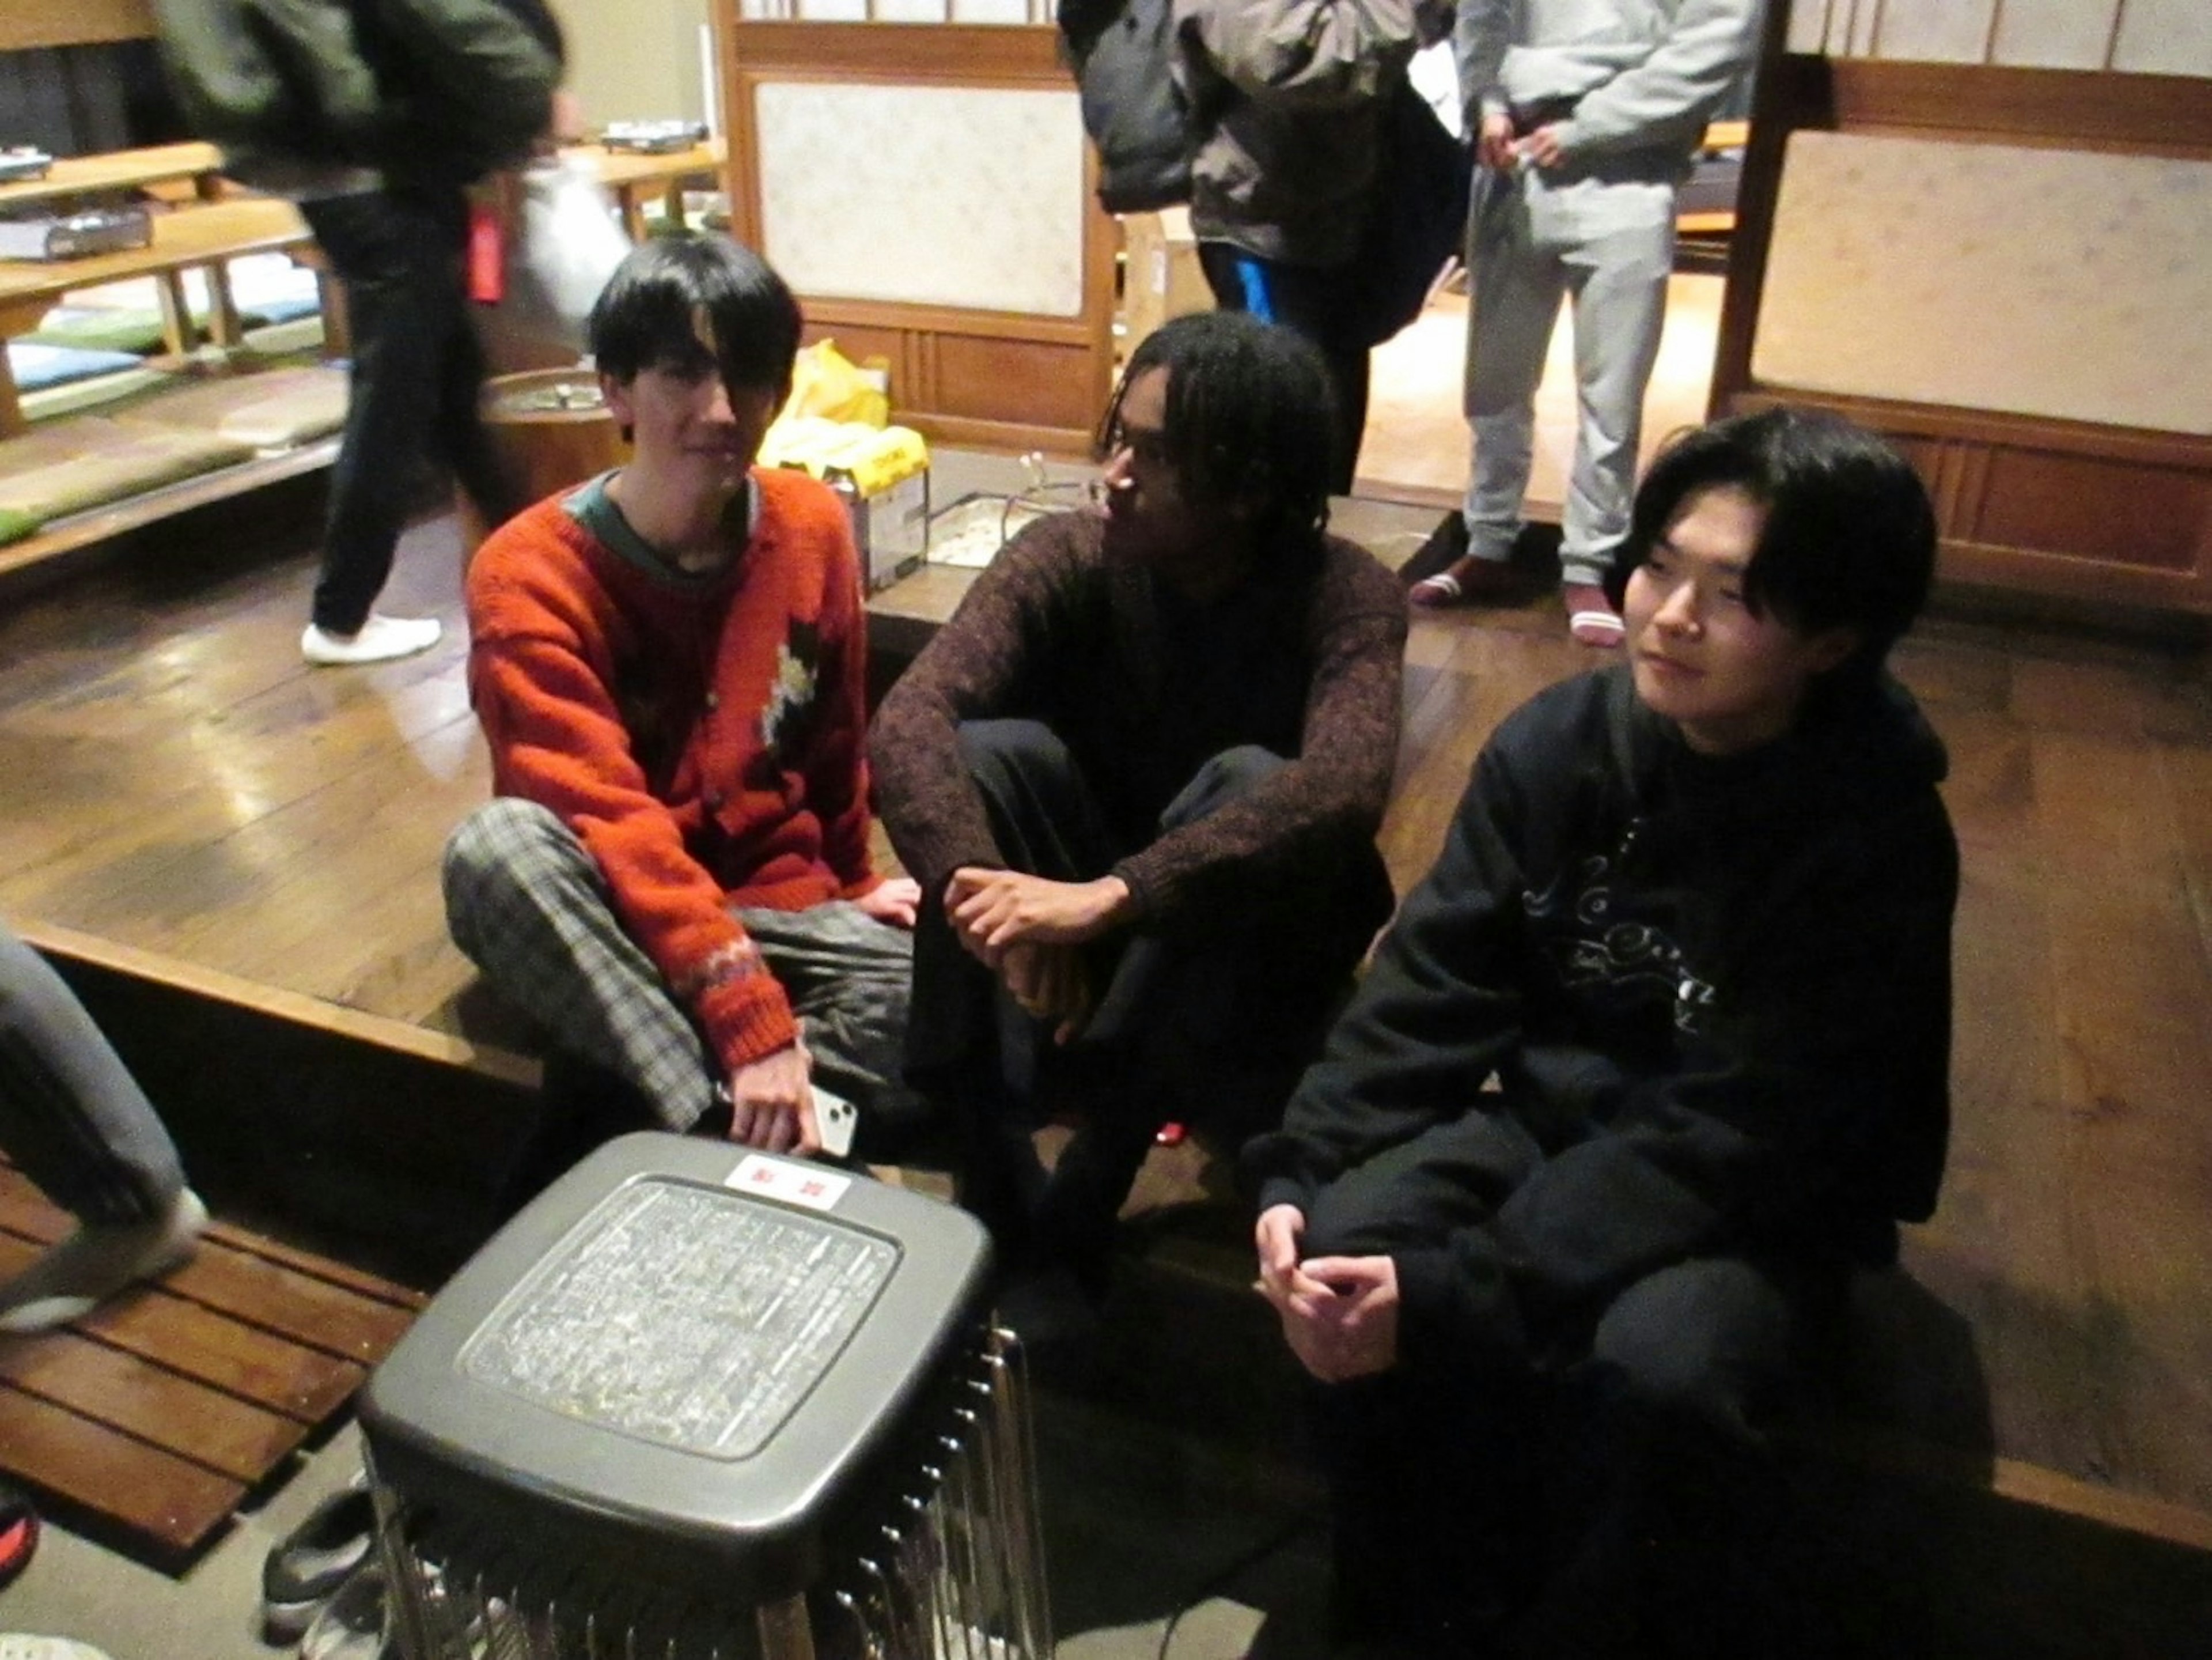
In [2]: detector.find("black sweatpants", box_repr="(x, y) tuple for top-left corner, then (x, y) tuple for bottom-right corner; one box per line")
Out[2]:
(1299, 1110), (1850, 1657)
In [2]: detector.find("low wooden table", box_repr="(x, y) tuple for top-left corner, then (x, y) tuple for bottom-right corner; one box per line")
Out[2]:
(568, 139), (726, 240)
(0, 142), (228, 214)
(0, 195), (318, 436)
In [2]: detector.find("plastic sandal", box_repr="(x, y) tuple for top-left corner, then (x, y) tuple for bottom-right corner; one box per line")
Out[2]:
(1407, 571), (1463, 608)
(1568, 609), (1626, 648)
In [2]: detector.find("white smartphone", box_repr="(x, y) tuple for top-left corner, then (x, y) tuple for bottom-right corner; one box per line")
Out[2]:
(811, 1084), (858, 1159)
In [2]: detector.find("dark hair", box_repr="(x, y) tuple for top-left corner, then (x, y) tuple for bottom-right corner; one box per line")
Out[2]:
(1604, 405), (1938, 684)
(1099, 311), (1337, 561)
(588, 233), (802, 396)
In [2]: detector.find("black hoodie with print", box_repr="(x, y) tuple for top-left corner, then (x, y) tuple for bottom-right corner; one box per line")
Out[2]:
(1246, 664), (1958, 1368)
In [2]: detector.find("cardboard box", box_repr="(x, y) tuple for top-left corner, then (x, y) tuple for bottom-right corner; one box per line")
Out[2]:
(762, 419), (931, 591)
(1119, 206), (1214, 351)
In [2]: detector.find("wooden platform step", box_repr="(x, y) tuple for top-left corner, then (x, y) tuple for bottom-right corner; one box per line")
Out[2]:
(0, 1160), (423, 1565)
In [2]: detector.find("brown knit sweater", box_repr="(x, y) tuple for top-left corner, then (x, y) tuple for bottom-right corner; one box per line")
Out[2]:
(869, 510), (1406, 929)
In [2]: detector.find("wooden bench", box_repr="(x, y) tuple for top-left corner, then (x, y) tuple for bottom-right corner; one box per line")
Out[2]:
(0, 141), (228, 214)
(0, 194), (323, 436)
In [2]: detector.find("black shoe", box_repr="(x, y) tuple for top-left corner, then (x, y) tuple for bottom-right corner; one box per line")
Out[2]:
(262, 1470), (376, 1644)
(298, 1560), (389, 1660)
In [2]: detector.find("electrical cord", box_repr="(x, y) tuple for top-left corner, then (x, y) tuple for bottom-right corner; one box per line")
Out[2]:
(1152, 1510), (1323, 1660)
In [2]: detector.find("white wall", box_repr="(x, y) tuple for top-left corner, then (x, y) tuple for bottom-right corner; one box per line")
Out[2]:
(1786, 0), (2211, 76)
(549, 0), (714, 128)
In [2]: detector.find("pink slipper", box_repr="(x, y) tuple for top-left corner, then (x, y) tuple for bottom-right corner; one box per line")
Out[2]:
(1408, 571), (1464, 608)
(1563, 583), (1624, 649)
(1411, 557), (1524, 610)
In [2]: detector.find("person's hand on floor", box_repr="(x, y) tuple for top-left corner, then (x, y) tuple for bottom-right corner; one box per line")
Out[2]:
(725, 1041), (819, 1156)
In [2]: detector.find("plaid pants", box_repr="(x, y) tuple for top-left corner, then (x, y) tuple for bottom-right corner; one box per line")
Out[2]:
(442, 799), (915, 1133)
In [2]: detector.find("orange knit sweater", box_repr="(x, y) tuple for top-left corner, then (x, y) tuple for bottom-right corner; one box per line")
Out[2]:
(464, 467), (881, 1073)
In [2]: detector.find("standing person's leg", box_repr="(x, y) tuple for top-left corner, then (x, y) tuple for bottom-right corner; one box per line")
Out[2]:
(0, 925), (203, 1334)
(297, 186), (470, 665)
(1195, 244), (1369, 494)
(1554, 177), (1675, 648)
(431, 266), (523, 535)
(1411, 172), (1566, 608)
(442, 799), (719, 1136)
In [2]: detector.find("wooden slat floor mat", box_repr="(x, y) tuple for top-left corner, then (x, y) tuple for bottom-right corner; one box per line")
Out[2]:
(0, 1160), (424, 1564)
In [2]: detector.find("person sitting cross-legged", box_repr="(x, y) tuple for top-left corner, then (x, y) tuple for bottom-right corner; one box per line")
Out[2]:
(870, 311), (1406, 1325)
(1252, 407), (1958, 1657)
(442, 235), (922, 1182)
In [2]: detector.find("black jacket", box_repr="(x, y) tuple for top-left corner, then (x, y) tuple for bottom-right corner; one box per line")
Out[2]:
(1247, 665), (1957, 1356)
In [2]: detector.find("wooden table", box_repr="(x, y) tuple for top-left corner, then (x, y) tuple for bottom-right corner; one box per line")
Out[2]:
(567, 139), (726, 241)
(0, 141), (228, 213)
(0, 195), (316, 436)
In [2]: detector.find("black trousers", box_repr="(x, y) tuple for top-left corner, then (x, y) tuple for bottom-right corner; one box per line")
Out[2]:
(908, 719), (1391, 1287)
(1300, 1112), (1851, 1658)
(301, 186), (520, 634)
(1198, 241), (1372, 496)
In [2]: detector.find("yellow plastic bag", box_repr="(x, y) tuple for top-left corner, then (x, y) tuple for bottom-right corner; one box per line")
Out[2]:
(779, 339), (888, 429)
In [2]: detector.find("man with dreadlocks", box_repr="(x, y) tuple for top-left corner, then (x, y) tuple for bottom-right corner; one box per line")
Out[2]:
(871, 311), (1406, 1329)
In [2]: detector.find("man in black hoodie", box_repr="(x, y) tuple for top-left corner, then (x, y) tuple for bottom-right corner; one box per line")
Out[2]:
(1248, 406), (1957, 1657)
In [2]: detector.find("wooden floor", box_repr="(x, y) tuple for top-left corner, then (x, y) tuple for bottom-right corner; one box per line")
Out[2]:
(2, 414), (2211, 1569)
(0, 1159), (422, 1565)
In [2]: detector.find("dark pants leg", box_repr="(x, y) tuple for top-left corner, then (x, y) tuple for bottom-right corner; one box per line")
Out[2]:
(1300, 1113), (1546, 1647)
(1199, 243), (1372, 495)
(908, 720), (1388, 1284)
(1297, 1114), (1840, 1656)
(1510, 1257), (1847, 1660)
(301, 186), (520, 634)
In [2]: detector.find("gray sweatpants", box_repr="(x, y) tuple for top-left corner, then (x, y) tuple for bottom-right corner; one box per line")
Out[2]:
(1463, 165), (1677, 587)
(0, 924), (184, 1226)
(441, 798), (916, 1134)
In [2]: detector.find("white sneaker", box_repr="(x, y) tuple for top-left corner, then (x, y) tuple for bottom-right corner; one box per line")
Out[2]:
(0, 1189), (207, 1336)
(301, 614), (441, 666)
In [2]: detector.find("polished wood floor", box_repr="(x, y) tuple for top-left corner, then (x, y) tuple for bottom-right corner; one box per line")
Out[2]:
(1, 353), (2210, 1553)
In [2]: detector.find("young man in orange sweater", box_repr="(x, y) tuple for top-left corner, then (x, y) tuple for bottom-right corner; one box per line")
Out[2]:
(443, 236), (920, 1175)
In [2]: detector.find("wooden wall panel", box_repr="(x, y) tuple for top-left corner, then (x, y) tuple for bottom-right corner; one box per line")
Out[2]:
(1973, 450), (2209, 577)
(1734, 389), (2212, 612)
(717, 18), (1118, 456)
(1715, 51), (2212, 615)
